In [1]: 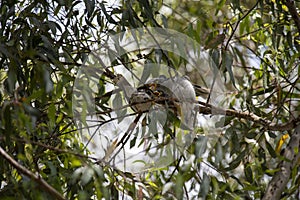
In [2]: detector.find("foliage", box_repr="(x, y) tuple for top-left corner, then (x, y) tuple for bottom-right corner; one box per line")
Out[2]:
(0, 0), (299, 199)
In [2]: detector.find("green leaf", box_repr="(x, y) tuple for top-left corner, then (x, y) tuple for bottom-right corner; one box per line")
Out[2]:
(139, 63), (152, 85)
(48, 103), (56, 125)
(266, 140), (277, 158)
(100, 2), (117, 24)
(230, 132), (240, 156)
(81, 166), (94, 186)
(215, 140), (223, 165)
(200, 172), (210, 199)
(130, 136), (137, 148)
(161, 14), (168, 28)
(245, 130), (257, 139)
(175, 174), (184, 199)
(252, 85), (276, 96)
(205, 33), (225, 49)
(112, 92), (126, 123)
(138, 0), (154, 22)
(244, 164), (253, 183)
(162, 182), (173, 195)
(222, 50), (235, 87)
(43, 69), (54, 94)
(78, 191), (89, 200)
(148, 115), (158, 136)
(195, 136), (208, 158)
(225, 149), (246, 171)
(84, 0), (95, 18)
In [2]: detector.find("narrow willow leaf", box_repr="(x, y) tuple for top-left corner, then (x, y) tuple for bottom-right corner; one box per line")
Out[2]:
(222, 50), (235, 87)
(266, 141), (277, 158)
(200, 172), (210, 199)
(244, 165), (254, 183)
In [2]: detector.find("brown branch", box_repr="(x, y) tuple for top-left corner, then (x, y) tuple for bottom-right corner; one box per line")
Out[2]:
(0, 146), (65, 200)
(285, 0), (300, 33)
(198, 101), (300, 131)
(262, 125), (300, 200)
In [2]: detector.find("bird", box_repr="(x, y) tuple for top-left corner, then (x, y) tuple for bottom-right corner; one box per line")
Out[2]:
(129, 88), (153, 112)
(114, 74), (202, 129)
(141, 75), (197, 129)
(113, 74), (153, 112)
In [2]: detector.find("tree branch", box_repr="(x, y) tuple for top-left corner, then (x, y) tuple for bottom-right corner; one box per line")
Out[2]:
(0, 146), (65, 200)
(262, 125), (300, 200)
(285, 0), (300, 33)
(198, 101), (300, 131)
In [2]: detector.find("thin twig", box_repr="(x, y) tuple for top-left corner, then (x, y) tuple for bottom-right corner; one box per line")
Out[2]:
(101, 113), (142, 163)
(225, 1), (259, 50)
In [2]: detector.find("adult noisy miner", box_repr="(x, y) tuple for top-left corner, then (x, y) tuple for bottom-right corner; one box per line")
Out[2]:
(113, 74), (210, 129)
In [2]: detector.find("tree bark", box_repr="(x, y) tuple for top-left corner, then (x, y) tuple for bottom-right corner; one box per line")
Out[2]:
(262, 125), (300, 200)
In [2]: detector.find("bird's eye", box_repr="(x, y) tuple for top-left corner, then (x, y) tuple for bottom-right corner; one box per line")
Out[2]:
(153, 91), (161, 96)
(149, 83), (157, 91)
